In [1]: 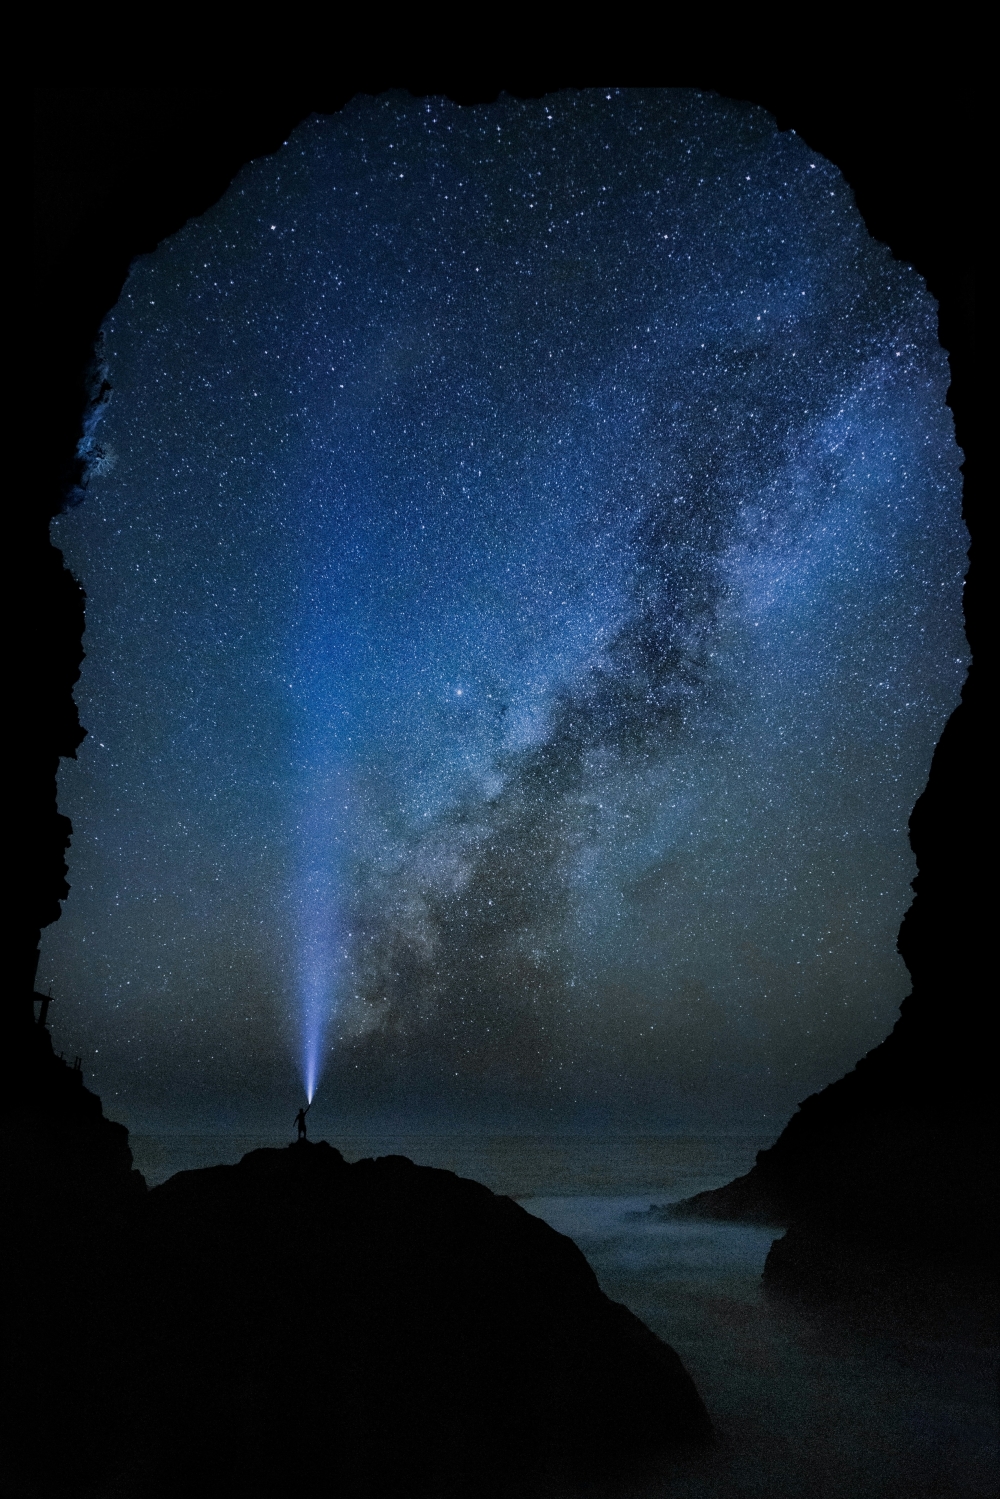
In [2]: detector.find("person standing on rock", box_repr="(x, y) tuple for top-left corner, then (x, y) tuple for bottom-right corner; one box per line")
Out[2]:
(294, 1105), (310, 1141)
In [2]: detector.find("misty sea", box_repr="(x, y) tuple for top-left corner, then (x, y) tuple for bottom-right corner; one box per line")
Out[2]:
(129, 1131), (996, 1498)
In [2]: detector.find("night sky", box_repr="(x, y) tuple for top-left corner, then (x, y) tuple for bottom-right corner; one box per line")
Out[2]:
(42, 90), (967, 1132)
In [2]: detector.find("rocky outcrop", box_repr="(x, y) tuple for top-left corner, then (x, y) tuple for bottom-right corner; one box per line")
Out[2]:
(667, 968), (997, 1312)
(104, 1141), (710, 1496)
(666, 1164), (789, 1226)
(4, 1082), (710, 1497)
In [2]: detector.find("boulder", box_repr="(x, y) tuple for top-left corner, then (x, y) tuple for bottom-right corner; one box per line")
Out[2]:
(104, 1140), (710, 1495)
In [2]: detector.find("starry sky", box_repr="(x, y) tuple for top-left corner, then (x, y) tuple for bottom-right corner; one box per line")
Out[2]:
(42, 90), (968, 1132)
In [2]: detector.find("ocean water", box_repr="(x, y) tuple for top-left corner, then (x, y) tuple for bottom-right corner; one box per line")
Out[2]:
(128, 1132), (997, 1498)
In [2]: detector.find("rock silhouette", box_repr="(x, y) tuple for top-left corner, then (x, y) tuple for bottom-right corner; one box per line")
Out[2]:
(117, 1142), (710, 1495)
(667, 889), (996, 1314)
(6, 1049), (710, 1496)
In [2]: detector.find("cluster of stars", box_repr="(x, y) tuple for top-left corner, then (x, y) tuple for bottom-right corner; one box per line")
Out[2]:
(43, 90), (967, 1128)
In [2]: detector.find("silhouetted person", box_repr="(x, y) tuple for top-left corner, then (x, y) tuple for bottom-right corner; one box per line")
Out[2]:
(294, 1105), (310, 1141)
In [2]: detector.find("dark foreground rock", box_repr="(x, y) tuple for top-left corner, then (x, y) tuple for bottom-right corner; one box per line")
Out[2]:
(102, 1141), (710, 1496)
(5, 1056), (710, 1498)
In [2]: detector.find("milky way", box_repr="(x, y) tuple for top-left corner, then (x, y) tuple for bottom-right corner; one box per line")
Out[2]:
(43, 90), (967, 1130)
